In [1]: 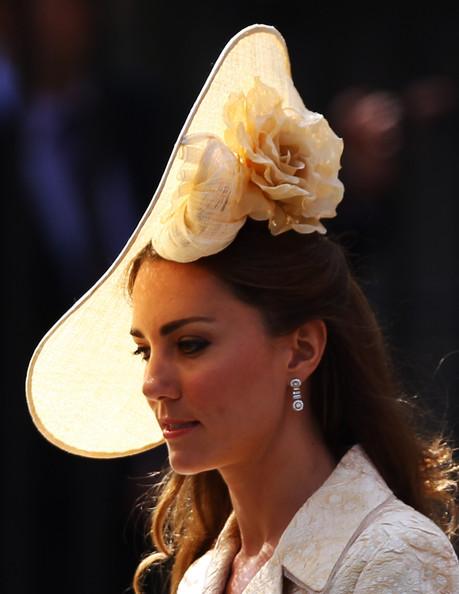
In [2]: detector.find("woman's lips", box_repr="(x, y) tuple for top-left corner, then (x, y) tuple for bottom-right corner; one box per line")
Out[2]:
(160, 419), (200, 439)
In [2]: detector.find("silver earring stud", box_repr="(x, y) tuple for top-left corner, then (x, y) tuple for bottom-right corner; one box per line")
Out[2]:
(290, 378), (304, 411)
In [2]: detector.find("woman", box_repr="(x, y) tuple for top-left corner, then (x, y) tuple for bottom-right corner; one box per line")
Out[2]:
(26, 25), (458, 594)
(128, 220), (458, 594)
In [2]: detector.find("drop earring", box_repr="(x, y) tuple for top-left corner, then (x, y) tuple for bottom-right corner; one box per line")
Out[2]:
(290, 378), (304, 411)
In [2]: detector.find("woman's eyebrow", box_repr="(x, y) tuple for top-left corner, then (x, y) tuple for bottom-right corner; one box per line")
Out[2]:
(130, 316), (216, 338)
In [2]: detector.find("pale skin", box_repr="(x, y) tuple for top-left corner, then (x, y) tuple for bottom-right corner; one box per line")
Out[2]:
(131, 259), (337, 594)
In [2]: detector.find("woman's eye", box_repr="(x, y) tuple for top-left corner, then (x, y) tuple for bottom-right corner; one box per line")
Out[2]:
(178, 338), (209, 355)
(132, 339), (208, 361)
(132, 346), (150, 361)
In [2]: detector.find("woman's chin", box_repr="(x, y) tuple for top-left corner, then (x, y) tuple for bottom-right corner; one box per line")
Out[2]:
(168, 450), (214, 475)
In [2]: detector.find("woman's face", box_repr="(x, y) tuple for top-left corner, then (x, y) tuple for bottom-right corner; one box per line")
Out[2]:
(130, 258), (295, 475)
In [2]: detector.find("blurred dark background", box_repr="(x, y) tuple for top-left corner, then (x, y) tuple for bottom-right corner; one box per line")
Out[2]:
(1, 1), (458, 592)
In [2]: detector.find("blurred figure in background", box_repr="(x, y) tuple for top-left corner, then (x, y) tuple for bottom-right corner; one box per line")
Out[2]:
(18, 0), (139, 296)
(4, 0), (165, 301)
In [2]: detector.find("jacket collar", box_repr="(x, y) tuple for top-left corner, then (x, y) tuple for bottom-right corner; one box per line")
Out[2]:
(203, 444), (395, 593)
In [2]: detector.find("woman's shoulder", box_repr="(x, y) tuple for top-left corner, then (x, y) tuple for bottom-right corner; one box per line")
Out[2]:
(333, 443), (458, 565)
(331, 496), (459, 593)
(358, 496), (457, 556)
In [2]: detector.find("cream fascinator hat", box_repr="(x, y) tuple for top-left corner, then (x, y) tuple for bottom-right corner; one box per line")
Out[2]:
(26, 24), (344, 458)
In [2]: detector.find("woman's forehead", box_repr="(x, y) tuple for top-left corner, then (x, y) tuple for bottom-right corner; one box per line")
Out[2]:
(132, 259), (224, 296)
(130, 259), (266, 333)
(132, 260), (234, 316)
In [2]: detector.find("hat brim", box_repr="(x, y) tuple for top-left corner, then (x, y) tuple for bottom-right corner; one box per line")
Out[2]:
(26, 24), (299, 458)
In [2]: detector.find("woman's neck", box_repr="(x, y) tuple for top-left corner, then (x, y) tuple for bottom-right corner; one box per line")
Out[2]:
(219, 410), (337, 557)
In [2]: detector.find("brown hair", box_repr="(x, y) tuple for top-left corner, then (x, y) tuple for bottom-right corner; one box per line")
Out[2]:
(128, 219), (458, 594)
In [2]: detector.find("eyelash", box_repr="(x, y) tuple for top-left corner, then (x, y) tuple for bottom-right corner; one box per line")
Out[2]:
(132, 346), (150, 362)
(132, 339), (209, 361)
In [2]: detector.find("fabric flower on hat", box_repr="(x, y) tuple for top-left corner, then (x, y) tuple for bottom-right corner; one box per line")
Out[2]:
(224, 77), (344, 235)
(153, 77), (344, 263)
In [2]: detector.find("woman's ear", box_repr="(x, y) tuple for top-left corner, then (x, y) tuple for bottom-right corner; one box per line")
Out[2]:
(286, 319), (327, 380)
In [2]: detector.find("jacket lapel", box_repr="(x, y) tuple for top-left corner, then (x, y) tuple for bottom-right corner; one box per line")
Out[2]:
(201, 513), (240, 593)
(243, 549), (285, 594)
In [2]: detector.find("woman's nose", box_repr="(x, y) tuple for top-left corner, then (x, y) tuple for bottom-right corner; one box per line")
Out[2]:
(142, 356), (179, 404)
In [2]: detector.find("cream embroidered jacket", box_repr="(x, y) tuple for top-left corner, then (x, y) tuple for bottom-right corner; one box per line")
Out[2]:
(177, 444), (459, 593)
